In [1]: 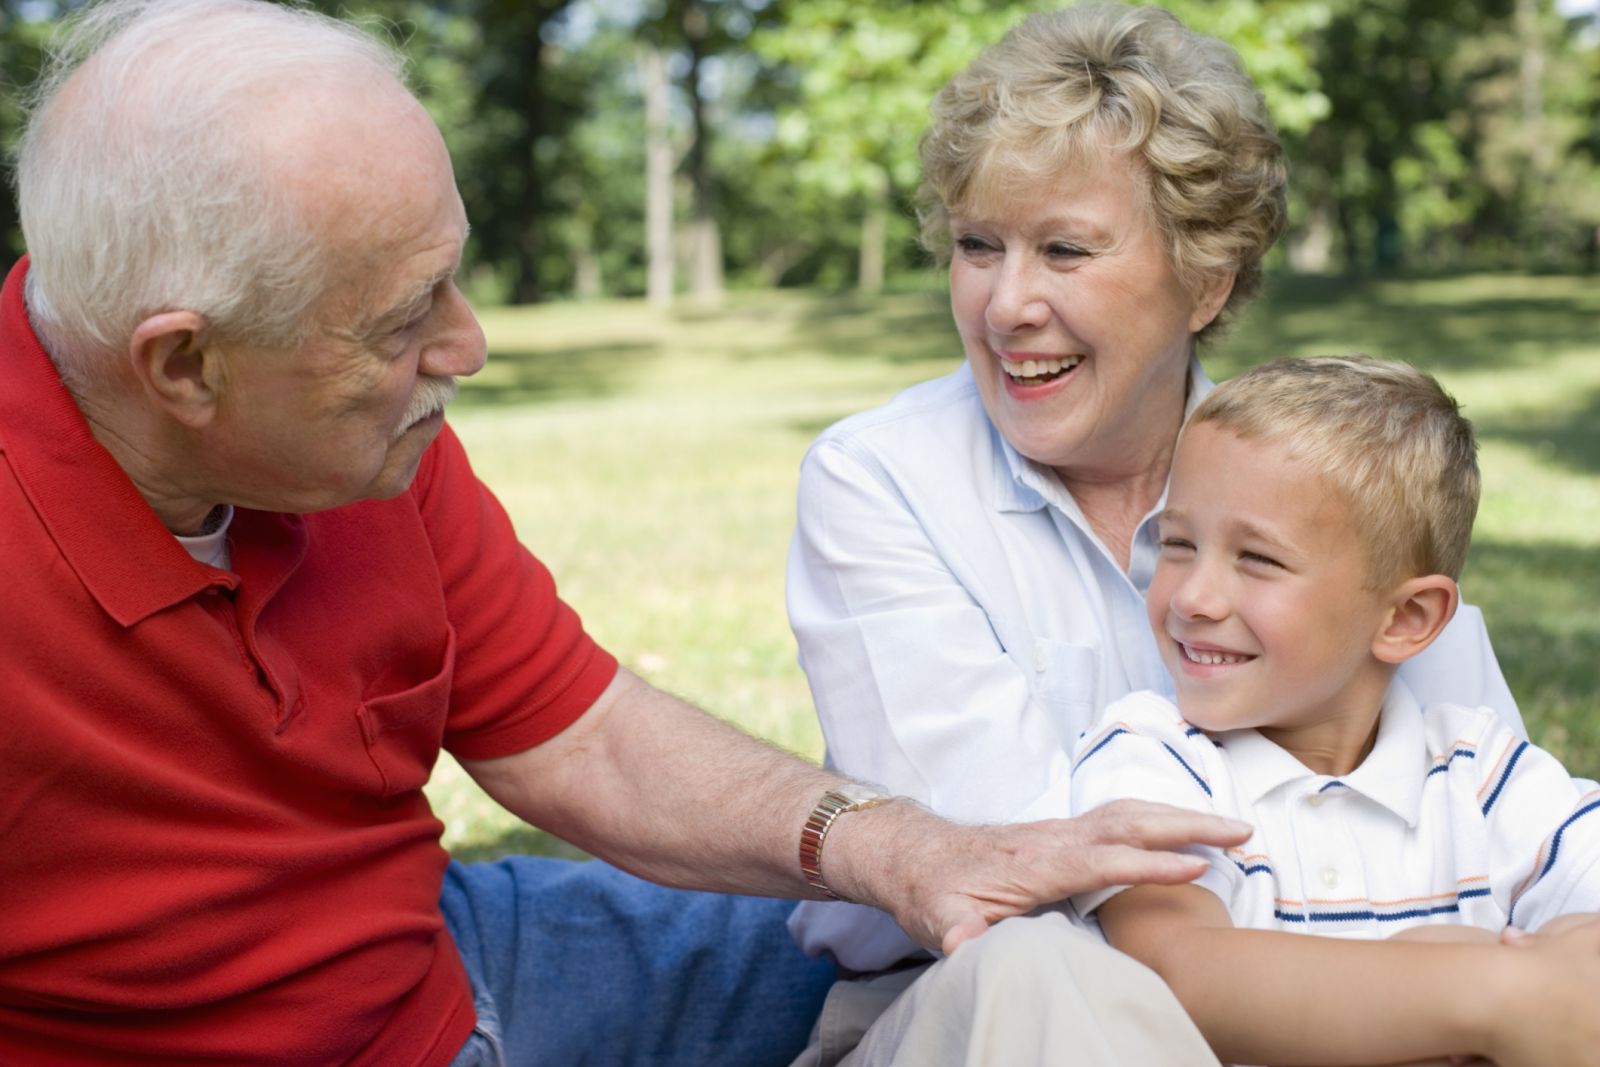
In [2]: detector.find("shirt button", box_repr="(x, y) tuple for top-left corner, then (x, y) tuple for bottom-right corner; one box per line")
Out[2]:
(1321, 867), (1340, 889)
(1033, 646), (1048, 673)
(1307, 793), (1327, 808)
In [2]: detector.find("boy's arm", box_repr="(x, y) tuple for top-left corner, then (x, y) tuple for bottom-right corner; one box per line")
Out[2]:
(1096, 882), (1600, 1067)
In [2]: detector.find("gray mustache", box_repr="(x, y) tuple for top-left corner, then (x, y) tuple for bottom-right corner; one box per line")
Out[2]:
(395, 375), (457, 438)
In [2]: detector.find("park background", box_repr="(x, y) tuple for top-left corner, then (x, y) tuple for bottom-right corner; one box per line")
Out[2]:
(2, 0), (1598, 861)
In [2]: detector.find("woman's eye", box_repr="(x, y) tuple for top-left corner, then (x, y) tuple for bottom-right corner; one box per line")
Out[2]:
(1045, 243), (1087, 259)
(955, 235), (996, 255)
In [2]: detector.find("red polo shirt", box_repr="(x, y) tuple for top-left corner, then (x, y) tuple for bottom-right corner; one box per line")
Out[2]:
(0, 259), (619, 1065)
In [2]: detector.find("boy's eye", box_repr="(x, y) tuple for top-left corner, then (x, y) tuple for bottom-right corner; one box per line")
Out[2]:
(1241, 551), (1283, 569)
(1159, 537), (1195, 553)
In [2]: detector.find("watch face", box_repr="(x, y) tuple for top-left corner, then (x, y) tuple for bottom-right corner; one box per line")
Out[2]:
(834, 785), (890, 809)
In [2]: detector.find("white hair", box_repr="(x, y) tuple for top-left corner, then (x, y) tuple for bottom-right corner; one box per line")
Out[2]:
(14, 0), (409, 391)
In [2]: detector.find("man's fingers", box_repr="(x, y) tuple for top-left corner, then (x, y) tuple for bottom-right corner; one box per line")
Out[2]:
(1072, 845), (1210, 891)
(1070, 800), (1253, 850)
(939, 911), (991, 956)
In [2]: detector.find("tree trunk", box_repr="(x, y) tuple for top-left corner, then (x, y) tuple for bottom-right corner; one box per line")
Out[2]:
(688, 216), (723, 306)
(574, 244), (603, 301)
(1288, 200), (1334, 273)
(639, 45), (674, 309)
(858, 171), (888, 295)
(681, 0), (723, 307)
(1516, 0), (1555, 254)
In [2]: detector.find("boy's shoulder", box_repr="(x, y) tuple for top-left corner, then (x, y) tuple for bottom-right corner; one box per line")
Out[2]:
(1416, 699), (1521, 775)
(1072, 690), (1225, 793)
(1074, 690), (1196, 758)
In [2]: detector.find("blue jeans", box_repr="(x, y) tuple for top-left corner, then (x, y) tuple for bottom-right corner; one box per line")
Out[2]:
(441, 857), (836, 1067)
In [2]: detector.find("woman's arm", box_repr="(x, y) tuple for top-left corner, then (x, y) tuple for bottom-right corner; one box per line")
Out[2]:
(789, 435), (1076, 819)
(1097, 883), (1600, 1067)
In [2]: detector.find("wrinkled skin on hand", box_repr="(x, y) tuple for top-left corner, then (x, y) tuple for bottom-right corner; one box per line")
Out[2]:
(828, 798), (1252, 956)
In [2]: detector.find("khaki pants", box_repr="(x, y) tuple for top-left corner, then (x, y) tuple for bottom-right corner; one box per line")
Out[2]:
(792, 912), (1220, 1067)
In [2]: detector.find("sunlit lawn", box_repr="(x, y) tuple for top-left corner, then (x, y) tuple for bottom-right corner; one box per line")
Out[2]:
(427, 271), (1600, 862)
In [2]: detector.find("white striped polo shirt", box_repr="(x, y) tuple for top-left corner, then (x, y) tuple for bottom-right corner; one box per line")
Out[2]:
(1071, 681), (1600, 934)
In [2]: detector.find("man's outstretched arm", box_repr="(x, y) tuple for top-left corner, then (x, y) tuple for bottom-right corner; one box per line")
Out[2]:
(460, 666), (1252, 954)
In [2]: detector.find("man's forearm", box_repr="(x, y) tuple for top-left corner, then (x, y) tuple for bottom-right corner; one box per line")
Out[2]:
(462, 668), (849, 898)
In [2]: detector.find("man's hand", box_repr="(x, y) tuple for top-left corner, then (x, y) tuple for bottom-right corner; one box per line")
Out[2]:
(822, 798), (1252, 955)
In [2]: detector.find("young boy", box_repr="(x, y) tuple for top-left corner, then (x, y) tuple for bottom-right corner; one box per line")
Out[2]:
(1069, 356), (1600, 1066)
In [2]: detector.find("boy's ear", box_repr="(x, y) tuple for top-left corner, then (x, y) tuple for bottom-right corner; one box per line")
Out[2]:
(1371, 575), (1459, 665)
(127, 310), (221, 429)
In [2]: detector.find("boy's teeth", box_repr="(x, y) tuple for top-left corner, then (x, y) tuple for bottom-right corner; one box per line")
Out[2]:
(1183, 644), (1249, 666)
(1003, 355), (1082, 380)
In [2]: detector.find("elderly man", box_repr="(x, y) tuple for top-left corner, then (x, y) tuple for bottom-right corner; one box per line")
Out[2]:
(0, 1), (1251, 1064)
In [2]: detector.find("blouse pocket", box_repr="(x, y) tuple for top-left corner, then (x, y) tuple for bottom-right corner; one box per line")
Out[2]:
(992, 617), (1102, 740)
(356, 625), (456, 796)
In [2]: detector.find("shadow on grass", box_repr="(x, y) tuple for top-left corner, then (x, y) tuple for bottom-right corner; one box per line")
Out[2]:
(1477, 384), (1600, 478)
(454, 340), (661, 409)
(448, 824), (594, 866)
(1468, 539), (1600, 777)
(773, 292), (957, 366)
(1216, 272), (1600, 377)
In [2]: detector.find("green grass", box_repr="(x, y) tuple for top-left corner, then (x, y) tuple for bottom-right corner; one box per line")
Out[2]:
(426, 272), (1600, 860)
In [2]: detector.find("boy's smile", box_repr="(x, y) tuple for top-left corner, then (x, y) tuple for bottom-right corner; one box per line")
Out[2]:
(1148, 421), (1399, 774)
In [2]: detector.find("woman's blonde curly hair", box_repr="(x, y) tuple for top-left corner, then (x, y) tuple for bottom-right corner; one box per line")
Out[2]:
(918, 2), (1287, 340)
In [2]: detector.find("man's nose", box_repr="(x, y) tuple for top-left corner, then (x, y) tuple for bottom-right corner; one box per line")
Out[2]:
(422, 283), (487, 379)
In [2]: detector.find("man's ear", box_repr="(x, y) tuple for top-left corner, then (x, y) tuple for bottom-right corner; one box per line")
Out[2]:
(1372, 575), (1459, 665)
(127, 311), (220, 428)
(1188, 270), (1236, 334)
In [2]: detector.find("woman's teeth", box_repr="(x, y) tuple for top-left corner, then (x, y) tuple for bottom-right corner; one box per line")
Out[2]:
(1002, 355), (1083, 383)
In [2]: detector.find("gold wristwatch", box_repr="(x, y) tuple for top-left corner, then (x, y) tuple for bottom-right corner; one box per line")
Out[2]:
(798, 784), (892, 900)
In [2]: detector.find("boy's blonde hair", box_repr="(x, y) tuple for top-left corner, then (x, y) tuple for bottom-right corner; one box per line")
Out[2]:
(1189, 356), (1480, 587)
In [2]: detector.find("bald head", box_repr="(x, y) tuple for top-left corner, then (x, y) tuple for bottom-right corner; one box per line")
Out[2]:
(16, 0), (413, 390)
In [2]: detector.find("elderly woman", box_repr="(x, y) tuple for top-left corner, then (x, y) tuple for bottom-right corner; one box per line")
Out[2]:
(786, 4), (1521, 1064)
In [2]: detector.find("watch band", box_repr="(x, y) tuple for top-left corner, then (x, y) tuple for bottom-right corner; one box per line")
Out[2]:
(799, 786), (891, 901)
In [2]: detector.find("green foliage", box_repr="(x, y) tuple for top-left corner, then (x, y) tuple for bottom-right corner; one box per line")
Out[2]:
(1, 0), (1597, 294)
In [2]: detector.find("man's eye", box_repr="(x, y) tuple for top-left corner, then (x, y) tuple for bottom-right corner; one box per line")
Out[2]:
(393, 313), (428, 338)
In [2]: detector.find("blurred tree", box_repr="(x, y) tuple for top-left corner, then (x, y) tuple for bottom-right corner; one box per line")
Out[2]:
(755, 0), (1329, 291)
(640, 42), (673, 306)
(1307, 0), (1600, 271)
(0, 0), (55, 262)
(4, 0), (1598, 291)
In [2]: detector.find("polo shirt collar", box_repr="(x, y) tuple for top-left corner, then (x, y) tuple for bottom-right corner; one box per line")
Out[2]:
(1218, 679), (1428, 826)
(1341, 679), (1428, 825)
(0, 257), (236, 626)
(993, 353), (1215, 516)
